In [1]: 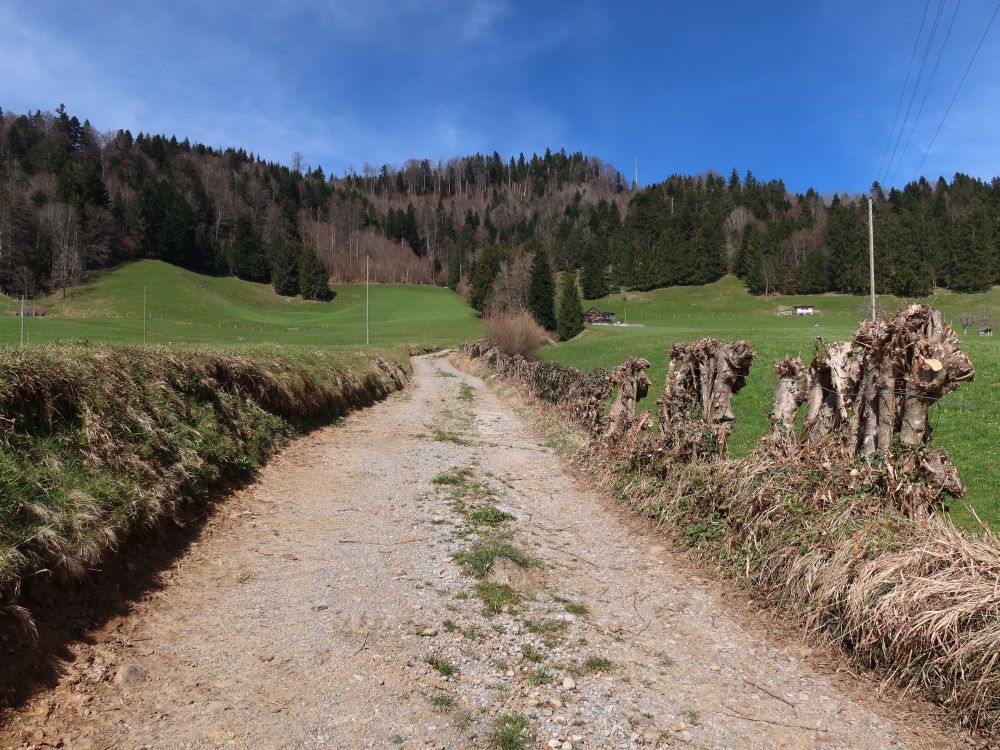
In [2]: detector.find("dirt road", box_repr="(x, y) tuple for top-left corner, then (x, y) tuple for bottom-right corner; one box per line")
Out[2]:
(0, 355), (957, 749)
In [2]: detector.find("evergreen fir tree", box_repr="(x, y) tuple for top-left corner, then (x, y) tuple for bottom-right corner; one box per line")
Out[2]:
(298, 245), (332, 300)
(230, 217), (269, 282)
(271, 239), (301, 296)
(580, 237), (609, 299)
(527, 243), (556, 330)
(469, 244), (504, 313)
(738, 224), (765, 294)
(827, 198), (868, 294)
(948, 201), (995, 293)
(557, 270), (583, 340)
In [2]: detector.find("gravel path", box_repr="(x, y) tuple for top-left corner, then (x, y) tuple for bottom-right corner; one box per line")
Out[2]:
(0, 355), (958, 749)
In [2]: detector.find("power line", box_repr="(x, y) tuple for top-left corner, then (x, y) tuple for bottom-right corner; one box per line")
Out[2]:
(875, 0), (932, 187)
(889, 0), (962, 185)
(911, 0), (1000, 181)
(882, 0), (948, 185)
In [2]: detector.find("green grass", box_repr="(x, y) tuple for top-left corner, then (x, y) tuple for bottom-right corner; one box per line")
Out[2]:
(525, 667), (553, 685)
(474, 581), (521, 615)
(426, 654), (457, 678)
(430, 693), (454, 710)
(466, 505), (515, 526)
(583, 655), (613, 672)
(454, 541), (537, 576)
(488, 712), (535, 750)
(544, 275), (1000, 529)
(2, 259), (482, 348)
(520, 644), (544, 663)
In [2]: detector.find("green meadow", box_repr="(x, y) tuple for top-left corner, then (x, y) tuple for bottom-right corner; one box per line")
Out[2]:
(3, 262), (997, 528)
(0, 260), (483, 349)
(544, 276), (1000, 529)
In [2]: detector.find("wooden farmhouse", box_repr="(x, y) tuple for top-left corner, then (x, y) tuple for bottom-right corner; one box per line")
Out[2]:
(584, 307), (615, 324)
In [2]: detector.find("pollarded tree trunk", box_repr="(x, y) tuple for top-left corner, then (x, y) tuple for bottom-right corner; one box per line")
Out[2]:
(770, 356), (809, 433)
(707, 340), (755, 450)
(802, 340), (856, 443)
(657, 339), (754, 458)
(603, 357), (651, 441)
(898, 307), (974, 446)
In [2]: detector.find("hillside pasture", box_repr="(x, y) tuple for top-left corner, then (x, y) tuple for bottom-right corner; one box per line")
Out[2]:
(0, 260), (483, 349)
(544, 276), (1000, 529)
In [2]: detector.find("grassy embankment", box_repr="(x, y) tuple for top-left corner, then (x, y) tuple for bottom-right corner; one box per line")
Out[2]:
(0, 259), (483, 348)
(545, 276), (1000, 529)
(0, 261), (483, 606)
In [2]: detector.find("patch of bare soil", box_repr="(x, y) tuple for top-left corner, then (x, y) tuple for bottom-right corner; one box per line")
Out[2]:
(0, 356), (965, 749)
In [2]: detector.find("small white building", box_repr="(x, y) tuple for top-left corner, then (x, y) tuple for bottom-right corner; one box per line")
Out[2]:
(794, 306), (815, 316)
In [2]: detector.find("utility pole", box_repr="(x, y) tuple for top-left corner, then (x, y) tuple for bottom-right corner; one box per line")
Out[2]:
(868, 197), (876, 322)
(20, 296), (24, 346)
(365, 255), (370, 346)
(633, 159), (638, 192)
(143, 285), (148, 344)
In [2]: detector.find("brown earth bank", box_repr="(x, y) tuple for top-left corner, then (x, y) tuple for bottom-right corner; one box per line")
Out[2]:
(0, 355), (969, 749)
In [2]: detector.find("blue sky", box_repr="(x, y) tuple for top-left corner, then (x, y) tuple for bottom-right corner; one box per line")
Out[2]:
(2, 0), (998, 193)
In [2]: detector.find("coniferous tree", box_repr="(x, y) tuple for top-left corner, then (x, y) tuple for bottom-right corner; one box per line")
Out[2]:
(827, 198), (868, 294)
(298, 245), (331, 300)
(469, 244), (505, 313)
(527, 243), (556, 330)
(948, 201), (995, 293)
(271, 239), (301, 296)
(230, 217), (269, 282)
(738, 224), (765, 294)
(557, 270), (583, 340)
(580, 238), (609, 299)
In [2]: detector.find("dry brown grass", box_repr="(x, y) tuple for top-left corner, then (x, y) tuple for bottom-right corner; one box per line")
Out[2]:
(484, 310), (549, 359)
(0, 343), (419, 616)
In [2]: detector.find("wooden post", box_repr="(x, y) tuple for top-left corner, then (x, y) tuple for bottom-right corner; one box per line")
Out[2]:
(868, 197), (876, 322)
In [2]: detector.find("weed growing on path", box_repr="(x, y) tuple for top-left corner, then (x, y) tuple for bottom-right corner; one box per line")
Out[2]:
(488, 712), (535, 750)
(520, 644), (544, 663)
(475, 582), (521, 615)
(426, 654), (457, 677)
(583, 655), (613, 672)
(430, 693), (454, 710)
(432, 428), (467, 445)
(467, 506), (515, 526)
(455, 541), (537, 576)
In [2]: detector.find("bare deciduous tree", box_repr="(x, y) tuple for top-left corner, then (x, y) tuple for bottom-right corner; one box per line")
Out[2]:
(42, 203), (82, 298)
(955, 309), (989, 335)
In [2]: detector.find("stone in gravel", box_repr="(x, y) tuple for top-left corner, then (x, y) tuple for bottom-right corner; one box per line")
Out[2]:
(114, 664), (147, 688)
(419, 628), (438, 637)
(484, 556), (533, 593)
(561, 677), (576, 690)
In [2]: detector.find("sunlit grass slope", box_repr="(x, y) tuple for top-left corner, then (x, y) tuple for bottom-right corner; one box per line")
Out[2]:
(0, 260), (483, 348)
(544, 276), (1000, 528)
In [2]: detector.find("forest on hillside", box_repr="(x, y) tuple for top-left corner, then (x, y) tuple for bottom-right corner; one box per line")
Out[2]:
(1, 105), (998, 309)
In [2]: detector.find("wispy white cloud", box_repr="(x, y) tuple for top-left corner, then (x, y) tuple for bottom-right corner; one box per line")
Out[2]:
(462, 0), (506, 41)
